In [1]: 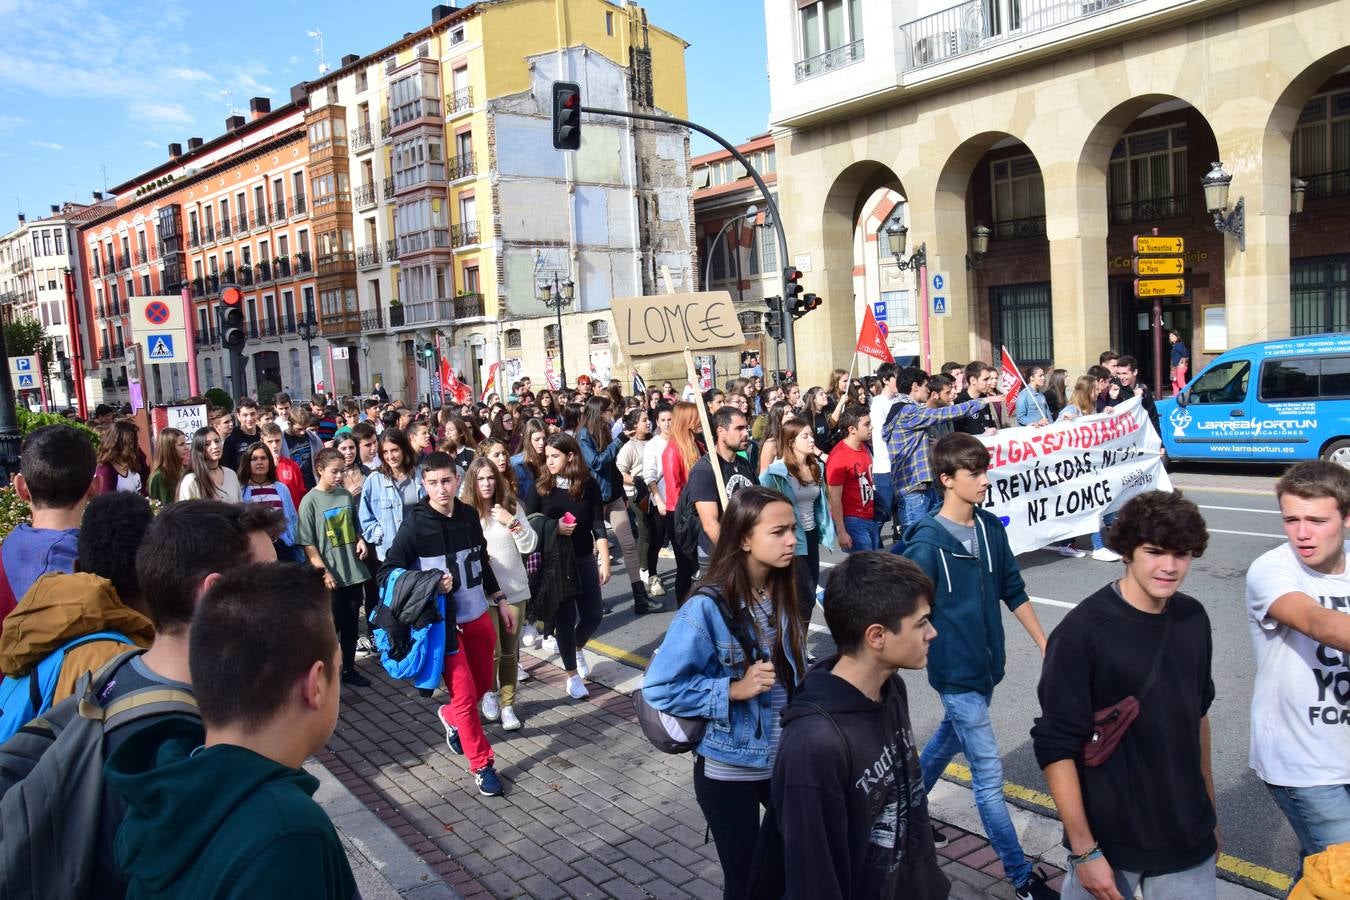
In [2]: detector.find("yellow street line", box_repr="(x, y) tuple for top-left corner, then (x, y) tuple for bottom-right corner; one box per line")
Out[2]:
(584, 648), (1295, 893)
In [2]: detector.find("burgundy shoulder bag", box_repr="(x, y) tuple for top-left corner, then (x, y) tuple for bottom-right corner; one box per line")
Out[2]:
(1083, 615), (1170, 768)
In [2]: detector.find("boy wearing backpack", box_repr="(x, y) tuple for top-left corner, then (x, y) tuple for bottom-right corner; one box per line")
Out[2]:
(106, 562), (356, 900)
(0, 425), (98, 632)
(763, 551), (949, 899)
(0, 501), (282, 899)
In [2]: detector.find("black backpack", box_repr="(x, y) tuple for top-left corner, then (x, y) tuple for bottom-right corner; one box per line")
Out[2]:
(671, 482), (703, 559)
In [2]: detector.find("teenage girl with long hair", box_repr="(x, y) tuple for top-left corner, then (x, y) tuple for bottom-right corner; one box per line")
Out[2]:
(536, 389), (562, 431)
(238, 441), (300, 560)
(477, 438), (521, 499)
(642, 487), (806, 900)
(177, 427), (241, 501)
(358, 427), (425, 564)
(799, 386), (834, 454)
(511, 417), (548, 500)
(524, 433), (610, 700)
(147, 426), (188, 505)
(661, 401), (703, 603)
(439, 414), (478, 472)
(577, 396), (657, 615)
(1057, 374), (1119, 560)
(756, 402), (796, 475)
(94, 420), (148, 496)
(759, 418), (836, 626)
(489, 408), (522, 455)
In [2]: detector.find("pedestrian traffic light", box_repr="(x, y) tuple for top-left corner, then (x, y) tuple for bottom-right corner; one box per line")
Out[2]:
(764, 295), (784, 342)
(552, 81), (582, 150)
(221, 285), (246, 350)
(790, 291), (822, 321)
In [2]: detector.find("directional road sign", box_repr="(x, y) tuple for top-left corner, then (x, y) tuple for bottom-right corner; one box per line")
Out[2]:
(1134, 278), (1187, 298)
(1134, 257), (1184, 276)
(1133, 235), (1184, 255)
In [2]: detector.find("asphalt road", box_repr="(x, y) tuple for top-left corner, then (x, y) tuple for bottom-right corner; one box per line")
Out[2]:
(579, 463), (1301, 894)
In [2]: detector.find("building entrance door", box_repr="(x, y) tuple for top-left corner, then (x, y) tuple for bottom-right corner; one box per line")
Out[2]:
(1110, 278), (1193, 395)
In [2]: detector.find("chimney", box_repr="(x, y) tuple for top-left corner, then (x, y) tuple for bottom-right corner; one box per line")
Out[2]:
(92, 192), (103, 202)
(290, 82), (308, 105)
(249, 97), (271, 120)
(186, 137), (204, 151)
(168, 142), (183, 159)
(341, 53), (359, 67)
(50, 204), (59, 215)
(17, 214), (25, 224)
(432, 5), (457, 23)
(226, 114), (245, 131)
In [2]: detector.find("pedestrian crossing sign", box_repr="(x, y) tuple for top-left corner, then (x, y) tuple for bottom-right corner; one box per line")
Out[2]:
(16, 374), (34, 389)
(147, 334), (174, 360)
(932, 294), (948, 316)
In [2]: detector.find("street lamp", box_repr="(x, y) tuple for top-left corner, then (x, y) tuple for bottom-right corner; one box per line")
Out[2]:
(536, 274), (575, 388)
(0, 292), (22, 485)
(296, 313), (318, 396)
(884, 216), (926, 272)
(967, 223), (990, 270)
(1202, 161), (1245, 252)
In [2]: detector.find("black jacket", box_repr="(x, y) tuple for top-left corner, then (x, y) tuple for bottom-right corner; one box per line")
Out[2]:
(525, 513), (577, 631)
(379, 499), (501, 625)
(951, 391), (997, 434)
(760, 659), (949, 900)
(372, 567), (448, 658)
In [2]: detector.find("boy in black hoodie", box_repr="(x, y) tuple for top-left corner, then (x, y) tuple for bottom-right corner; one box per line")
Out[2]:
(765, 552), (950, 900)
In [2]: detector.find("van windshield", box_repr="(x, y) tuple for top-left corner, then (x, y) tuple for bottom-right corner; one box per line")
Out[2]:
(1190, 359), (1250, 405)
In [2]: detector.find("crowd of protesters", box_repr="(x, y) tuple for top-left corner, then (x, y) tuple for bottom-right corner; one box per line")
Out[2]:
(0, 328), (1345, 900)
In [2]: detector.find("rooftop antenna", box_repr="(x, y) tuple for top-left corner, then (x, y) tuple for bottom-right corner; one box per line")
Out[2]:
(99, 164), (108, 191)
(220, 88), (236, 116)
(306, 29), (329, 75)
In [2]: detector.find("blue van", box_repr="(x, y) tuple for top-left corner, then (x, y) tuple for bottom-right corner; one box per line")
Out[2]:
(1157, 333), (1350, 467)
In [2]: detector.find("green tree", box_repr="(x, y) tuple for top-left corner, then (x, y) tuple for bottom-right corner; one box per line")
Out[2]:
(4, 316), (54, 376)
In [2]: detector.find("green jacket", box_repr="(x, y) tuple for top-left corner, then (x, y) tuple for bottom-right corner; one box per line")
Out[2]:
(105, 718), (356, 900)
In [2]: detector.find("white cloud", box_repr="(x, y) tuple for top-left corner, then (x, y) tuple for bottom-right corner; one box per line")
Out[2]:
(165, 66), (211, 82)
(28, 140), (62, 150)
(141, 140), (159, 148)
(130, 102), (194, 126)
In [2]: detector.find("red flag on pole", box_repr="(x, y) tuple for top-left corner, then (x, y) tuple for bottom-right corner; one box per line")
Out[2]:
(481, 361), (500, 401)
(998, 345), (1024, 415)
(856, 306), (894, 364)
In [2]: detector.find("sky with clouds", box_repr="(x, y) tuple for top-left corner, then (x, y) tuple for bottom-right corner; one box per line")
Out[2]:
(0, 0), (769, 226)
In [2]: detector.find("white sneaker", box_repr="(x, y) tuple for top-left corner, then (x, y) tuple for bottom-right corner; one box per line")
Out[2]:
(480, 691), (500, 722)
(566, 674), (590, 699)
(648, 574), (666, 597)
(519, 623), (539, 649)
(501, 705), (522, 731)
(575, 651), (591, 679)
(1091, 547), (1122, 562)
(640, 568), (651, 583)
(1057, 544), (1087, 558)
(540, 635), (558, 655)
(517, 663), (530, 682)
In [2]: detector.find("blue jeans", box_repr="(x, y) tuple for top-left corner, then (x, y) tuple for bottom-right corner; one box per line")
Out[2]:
(843, 516), (879, 553)
(1090, 512), (1119, 551)
(1267, 783), (1350, 878)
(873, 472), (898, 534)
(900, 486), (938, 533)
(920, 691), (1032, 887)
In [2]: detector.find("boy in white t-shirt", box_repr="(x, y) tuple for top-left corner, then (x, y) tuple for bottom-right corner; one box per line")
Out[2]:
(1246, 460), (1350, 875)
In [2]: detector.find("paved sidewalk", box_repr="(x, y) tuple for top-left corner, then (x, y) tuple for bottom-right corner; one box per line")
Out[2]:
(315, 646), (1272, 899)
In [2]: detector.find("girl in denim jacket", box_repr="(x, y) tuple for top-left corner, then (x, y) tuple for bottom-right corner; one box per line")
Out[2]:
(642, 486), (807, 900)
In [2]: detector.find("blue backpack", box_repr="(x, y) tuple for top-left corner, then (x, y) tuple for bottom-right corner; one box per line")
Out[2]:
(0, 631), (134, 743)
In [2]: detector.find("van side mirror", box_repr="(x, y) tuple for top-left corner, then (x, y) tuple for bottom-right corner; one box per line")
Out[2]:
(1176, 390), (1189, 408)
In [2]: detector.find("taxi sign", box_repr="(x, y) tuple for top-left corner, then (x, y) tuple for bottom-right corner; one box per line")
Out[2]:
(1134, 257), (1184, 276)
(1133, 235), (1184, 255)
(1134, 278), (1186, 298)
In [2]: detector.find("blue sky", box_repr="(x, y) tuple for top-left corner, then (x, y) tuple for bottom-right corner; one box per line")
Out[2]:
(0, 0), (769, 225)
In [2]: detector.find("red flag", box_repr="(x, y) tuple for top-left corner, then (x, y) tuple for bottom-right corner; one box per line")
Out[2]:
(856, 306), (893, 364)
(439, 356), (451, 392)
(481, 361), (500, 401)
(999, 346), (1023, 414)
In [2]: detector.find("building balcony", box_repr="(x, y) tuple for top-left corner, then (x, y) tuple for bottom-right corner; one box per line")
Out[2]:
(321, 308), (384, 337)
(273, 256), (295, 280)
(450, 222), (480, 247)
(254, 260), (272, 283)
(310, 193), (353, 218)
(393, 162), (447, 194)
(1302, 169), (1350, 199)
(795, 39), (864, 81)
(253, 208), (270, 231)
(202, 225), (216, 245)
(380, 116), (392, 143)
(397, 297), (453, 327)
(317, 252), (357, 278)
(989, 215), (1047, 240)
(356, 245), (382, 269)
(388, 303), (405, 327)
(188, 231), (200, 249)
(238, 267), (255, 287)
(900, 0), (1146, 73)
(235, 213), (249, 233)
(294, 252), (313, 274)
(448, 152), (476, 181)
(453, 292), (485, 320)
(194, 329), (219, 348)
(388, 97), (443, 137)
(218, 220), (231, 240)
(354, 183), (377, 210)
(396, 228), (450, 257)
(272, 200), (287, 223)
(385, 239), (400, 263)
(292, 196), (308, 217)
(446, 86), (473, 116)
(383, 176), (395, 200)
(351, 123), (373, 153)
(1108, 194), (1188, 226)
(134, 249), (148, 266)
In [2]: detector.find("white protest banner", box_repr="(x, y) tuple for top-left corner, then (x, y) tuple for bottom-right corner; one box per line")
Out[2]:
(977, 396), (1171, 555)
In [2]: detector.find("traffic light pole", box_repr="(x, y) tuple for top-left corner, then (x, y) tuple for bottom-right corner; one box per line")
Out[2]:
(576, 104), (796, 374)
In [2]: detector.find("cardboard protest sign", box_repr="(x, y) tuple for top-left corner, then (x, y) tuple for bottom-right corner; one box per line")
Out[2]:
(612, 292), (743, 359)
(977, 397), (1171, 555)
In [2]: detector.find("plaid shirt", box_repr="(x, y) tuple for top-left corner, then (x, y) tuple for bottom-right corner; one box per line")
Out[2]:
(883, 397), (984, 494)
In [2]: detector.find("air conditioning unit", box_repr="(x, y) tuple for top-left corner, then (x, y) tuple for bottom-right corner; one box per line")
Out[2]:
(912, 33), (957, 65)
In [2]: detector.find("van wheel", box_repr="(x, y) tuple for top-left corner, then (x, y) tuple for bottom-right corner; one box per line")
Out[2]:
(1323, 439), (1350, 469)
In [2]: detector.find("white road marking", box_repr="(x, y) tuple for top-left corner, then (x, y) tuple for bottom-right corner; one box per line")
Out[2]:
(1029, 596), (1077, 609)
(1199, 504), (1279, 515)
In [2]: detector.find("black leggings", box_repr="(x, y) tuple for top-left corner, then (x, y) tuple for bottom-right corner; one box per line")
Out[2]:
(555, 553), (603, 672)
(646, 509), (667, 574)
(674, 542), (699, 605)
(792, 527), (820, 627)
(332, 583), (363, 671)
(693, 756), (771, 900)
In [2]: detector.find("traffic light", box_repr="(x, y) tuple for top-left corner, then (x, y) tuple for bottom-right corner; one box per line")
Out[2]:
(791, 291), (822, 321)
(421, 342), (435, 365)
(58, 352), (72, 384)
(551, 81), (581, 150)
(783, 266), (803, 312)
(764, 295), (784, 342)
(221, 286), (246, 350)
